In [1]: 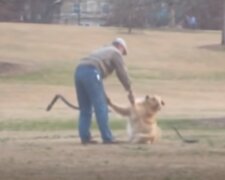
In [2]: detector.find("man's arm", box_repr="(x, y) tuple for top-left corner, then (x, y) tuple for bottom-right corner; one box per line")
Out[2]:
(112, 53), (131, 91)
(112, 53), (135, 105)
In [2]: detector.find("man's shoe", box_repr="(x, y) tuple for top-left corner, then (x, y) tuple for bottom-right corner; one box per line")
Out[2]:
(81, 139), (98, 145)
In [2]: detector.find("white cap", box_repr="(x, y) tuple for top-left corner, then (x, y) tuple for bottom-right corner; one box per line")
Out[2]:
(113, 37), (128, 55)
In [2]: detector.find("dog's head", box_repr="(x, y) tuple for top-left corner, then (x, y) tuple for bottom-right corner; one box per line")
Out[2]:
(145, 95), (165, 111)
(137, 95), (165, 117)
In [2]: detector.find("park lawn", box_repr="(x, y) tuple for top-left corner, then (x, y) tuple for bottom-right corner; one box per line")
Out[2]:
(0, 23), (225, 180)
(0, 23), (225, 121)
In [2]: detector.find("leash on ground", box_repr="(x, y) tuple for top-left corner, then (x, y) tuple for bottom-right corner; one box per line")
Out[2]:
(46, 94), (112, 112)
(46, 94), (80, 111)
(172, 127), (199, 144)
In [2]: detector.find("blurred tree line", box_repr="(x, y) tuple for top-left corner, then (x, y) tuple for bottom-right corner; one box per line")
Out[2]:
(110, 0), (225, 44)
(222, 0), (225, 45)
(0, 0), (224, 44)
(0, 0), (223, 29)
(0, 0), (61, 23)
(110, 0), (224, 30)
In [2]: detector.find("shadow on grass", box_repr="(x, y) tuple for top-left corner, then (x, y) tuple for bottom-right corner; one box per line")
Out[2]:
(199, 44), (225, 52)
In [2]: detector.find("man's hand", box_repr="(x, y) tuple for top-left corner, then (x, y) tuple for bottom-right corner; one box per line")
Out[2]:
(128, 90), (135, 105)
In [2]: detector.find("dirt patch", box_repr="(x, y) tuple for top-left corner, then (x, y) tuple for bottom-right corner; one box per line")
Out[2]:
(1, 131), (225, 180)
(0, 61), (33, 76)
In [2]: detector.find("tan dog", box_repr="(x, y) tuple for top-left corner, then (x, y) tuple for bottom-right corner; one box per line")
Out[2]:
(107, 95), (165, 144)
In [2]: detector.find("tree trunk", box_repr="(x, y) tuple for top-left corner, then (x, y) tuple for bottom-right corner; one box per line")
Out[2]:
(127, 12), (133, 34)
(222, 0), (225, 45)
(128, 26), (133, 33)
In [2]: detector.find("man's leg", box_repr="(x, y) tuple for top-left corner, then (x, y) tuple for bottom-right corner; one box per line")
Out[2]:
(84, 69), (114, 143)
(75, 70), (92, 143)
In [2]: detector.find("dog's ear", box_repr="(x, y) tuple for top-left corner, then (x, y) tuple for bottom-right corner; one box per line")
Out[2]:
(161, 100), (165, 106)
(145, 95), (150, 100)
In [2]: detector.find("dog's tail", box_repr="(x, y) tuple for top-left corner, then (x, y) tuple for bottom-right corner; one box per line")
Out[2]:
(46, 94), (79, 111)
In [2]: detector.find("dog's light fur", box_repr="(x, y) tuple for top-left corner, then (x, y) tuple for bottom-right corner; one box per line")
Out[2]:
(107, 95), (165, 144)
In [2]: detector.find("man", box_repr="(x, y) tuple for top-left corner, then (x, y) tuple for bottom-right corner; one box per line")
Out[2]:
(74, 38), (134, 144)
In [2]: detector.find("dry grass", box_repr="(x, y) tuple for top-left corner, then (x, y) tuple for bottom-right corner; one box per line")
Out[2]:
(0, 23), (225, 120)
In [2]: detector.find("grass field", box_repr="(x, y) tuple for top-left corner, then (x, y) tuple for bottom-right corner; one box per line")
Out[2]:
(0, 23), (225, 180)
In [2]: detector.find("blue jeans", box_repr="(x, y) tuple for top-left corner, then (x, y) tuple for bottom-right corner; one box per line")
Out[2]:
(75, 65), (113, 142)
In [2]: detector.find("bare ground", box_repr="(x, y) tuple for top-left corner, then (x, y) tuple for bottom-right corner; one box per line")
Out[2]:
(0, 131), (225, 180)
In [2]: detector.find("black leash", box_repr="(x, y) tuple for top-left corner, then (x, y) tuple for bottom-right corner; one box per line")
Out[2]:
(172, 127), (199, 144)
(47, 95), (198, 144)
(46, 94), (80, 111)
(46, 94), (112, 112)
